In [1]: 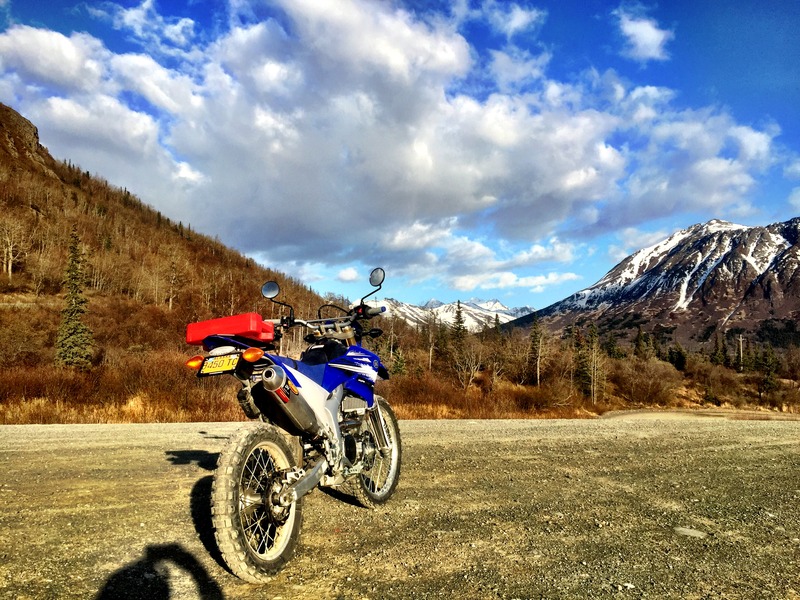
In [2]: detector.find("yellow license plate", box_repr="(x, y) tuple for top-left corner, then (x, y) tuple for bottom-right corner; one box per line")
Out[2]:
(200, 353), (240, 375)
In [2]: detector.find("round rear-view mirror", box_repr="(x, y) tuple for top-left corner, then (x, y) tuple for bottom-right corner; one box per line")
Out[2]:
(261, 281), (280, 299)
(369, 267), (385, 287)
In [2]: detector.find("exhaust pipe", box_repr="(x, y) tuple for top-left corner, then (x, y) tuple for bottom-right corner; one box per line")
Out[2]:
(260, 365), (324, 437)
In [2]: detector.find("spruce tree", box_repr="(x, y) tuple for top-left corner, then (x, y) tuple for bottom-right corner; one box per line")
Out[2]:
(711, 332), (727, 366)
(451, 301), (467, 357)
(391, 348), (407, 376)
(55, 228), (94, 369)
(756, 343), (780, 401)
(667, 343), (688, 371)
(603, 332), (626, 359)
(633, 325), (649, 359)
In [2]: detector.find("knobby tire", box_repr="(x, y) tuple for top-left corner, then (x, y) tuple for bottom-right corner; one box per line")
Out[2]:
(211, 424), (302, 582)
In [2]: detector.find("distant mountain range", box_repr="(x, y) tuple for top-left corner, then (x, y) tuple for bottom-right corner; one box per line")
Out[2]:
(511, 218), (800, 345)
(374, 297), (535, 332)
(379, 217), (800, 343)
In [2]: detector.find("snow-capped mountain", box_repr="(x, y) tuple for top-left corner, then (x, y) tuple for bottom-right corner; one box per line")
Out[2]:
(513, 217), (800, 342)
(374, 298), (535, 332)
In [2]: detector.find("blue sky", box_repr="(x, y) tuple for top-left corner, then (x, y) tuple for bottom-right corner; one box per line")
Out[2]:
(1, 0), (799, 309)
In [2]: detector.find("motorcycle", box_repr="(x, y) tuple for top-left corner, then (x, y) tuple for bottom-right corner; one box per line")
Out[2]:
(185, 267), (402, 582)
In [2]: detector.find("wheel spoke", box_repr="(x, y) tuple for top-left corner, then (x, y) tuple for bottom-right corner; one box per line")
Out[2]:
(212, 425), (302, 581)
(236, 441), (295, 558)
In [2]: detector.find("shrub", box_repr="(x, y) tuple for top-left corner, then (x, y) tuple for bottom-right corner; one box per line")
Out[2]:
(609, 358), (683, 406)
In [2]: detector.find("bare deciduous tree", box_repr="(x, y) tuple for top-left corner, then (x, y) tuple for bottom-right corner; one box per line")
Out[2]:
(0, 214), (32, 282)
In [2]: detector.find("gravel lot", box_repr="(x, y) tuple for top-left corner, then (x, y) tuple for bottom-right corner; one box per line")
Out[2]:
(0, 412), (798, 599)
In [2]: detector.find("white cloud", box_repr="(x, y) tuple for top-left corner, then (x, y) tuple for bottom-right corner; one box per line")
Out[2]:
(452, 270), (580, 293)
(110, 53), (200, 114)
(482, 1), (546, 40)
(784, 159), (800, 180)
(608, 227), (670, 262)
(790, 187), (800, 211)
(489, 47), (550, 92)
(337, 267), (360, 282)
(615, 10), (674, 63)
(512, 238), (576, 265)
(0, 0), (787, 302)
(108, 0), (200, 60)
(277, 0), (471, 86)
(0, 26), (108, 93)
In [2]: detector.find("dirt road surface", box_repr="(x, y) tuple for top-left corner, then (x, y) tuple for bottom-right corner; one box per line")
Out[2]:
(1, 413), (798, 599)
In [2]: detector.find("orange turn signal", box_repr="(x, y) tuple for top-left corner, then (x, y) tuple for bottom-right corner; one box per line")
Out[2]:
(242, 348), (265, 363)
(186, 355), (205, 371)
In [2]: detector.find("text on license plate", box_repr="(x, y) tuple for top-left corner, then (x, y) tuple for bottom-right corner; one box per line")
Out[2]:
(200, 353), (240, 375)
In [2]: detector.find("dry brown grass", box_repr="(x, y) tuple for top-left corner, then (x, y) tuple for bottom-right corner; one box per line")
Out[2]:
(3, 354), (795, 425)
(0, 351), (246, 424)
(382, 373), (610, 420)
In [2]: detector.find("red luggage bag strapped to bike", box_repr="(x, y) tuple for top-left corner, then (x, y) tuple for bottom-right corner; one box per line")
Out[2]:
(185, 312), (275, 346)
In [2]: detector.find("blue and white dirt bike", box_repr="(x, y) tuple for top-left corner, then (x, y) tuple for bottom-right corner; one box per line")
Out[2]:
(185, 268), (401, 582)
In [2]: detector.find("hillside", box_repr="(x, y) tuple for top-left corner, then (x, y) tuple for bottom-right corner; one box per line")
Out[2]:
(0, 102), (327, 421)
(511, 218), (800, 347)
(0, 102), (320, 326)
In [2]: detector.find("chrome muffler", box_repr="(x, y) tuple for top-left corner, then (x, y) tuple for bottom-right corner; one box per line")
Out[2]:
(260, 365), (324, 437)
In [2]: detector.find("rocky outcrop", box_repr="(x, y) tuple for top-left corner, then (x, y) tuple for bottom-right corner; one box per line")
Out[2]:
(0, 103), (58, 178)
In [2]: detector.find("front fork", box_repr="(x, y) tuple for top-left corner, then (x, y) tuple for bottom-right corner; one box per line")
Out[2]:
(367, 399), (392, 455)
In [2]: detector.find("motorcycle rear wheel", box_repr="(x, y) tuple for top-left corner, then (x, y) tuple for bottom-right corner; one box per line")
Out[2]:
(211, 424), (302, 582)
(352, 395), (402, 508)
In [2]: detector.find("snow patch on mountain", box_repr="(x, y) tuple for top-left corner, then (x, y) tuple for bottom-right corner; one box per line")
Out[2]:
(534, 217), (800, 338)
(370, 297), (534, 332)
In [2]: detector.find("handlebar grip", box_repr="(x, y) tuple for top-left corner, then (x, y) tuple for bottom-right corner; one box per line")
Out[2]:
(365, 305), (386, 317)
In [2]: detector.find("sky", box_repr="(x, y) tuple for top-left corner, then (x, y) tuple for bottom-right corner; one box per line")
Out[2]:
(1, 0), (799, 309)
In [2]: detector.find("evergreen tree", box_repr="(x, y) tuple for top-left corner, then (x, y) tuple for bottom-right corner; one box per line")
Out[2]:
(451, 301), (467, 357)
(633, 325), (650, 359)
(602, 332), (626, 359)
(711, 332), (728, 366)
(756, 343), (780, 401)
(722, 334), (732, 368)
(667, 343), (688, 371)
(391, 348), (407, 376)
(55, 228), (94, 369)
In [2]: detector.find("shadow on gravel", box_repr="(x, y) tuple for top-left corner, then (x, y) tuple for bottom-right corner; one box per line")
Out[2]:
(163, 450), (230, 574)
(95, 543), (225, 600)
(198, 430), (229, 440)
(319, 484), (363, 507)
(190, 475), (228, 572)
(165, 450), (219, 470)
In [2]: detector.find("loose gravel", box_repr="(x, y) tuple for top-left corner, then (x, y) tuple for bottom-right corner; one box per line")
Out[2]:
(0, 412), (798, 599)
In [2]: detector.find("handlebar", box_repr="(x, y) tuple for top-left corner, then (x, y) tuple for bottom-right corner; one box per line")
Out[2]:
(264, 304), (385, 331)
(365, 305), (386, 317)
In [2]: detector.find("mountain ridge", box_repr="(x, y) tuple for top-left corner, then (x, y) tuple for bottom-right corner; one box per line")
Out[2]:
(511, 217), (800, 345)
(374, 297), (535, 332)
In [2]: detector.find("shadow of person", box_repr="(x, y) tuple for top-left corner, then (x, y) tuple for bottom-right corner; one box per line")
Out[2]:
(95, 543), (224, 600)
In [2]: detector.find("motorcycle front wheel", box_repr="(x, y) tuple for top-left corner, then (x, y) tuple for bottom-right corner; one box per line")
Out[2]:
(352, 395), (402, 508)
(211, 424), (302, 582)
